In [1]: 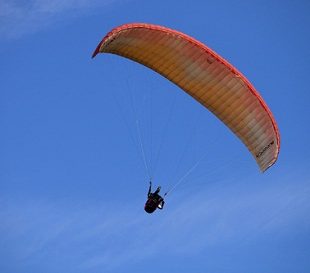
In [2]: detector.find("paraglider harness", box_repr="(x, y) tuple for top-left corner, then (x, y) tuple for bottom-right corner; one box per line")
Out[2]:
(144, 181), (165, 213)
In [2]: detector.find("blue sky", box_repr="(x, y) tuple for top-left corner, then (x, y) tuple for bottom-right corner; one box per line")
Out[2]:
(1, 0), (310, 272)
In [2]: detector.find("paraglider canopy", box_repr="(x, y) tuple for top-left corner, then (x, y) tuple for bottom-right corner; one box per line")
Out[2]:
(92, 23), (280, 172)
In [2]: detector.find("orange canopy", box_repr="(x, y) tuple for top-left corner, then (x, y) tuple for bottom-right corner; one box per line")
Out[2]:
(93, 23), (280, 172)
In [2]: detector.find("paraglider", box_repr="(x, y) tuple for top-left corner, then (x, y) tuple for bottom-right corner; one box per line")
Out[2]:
(92, 23), (280, 212)
(144, 181), (165, 214)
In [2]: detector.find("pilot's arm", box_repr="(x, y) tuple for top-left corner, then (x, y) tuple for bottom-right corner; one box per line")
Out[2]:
(147, 181), (152, 197)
